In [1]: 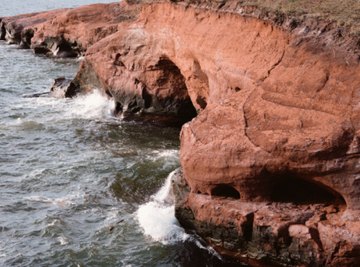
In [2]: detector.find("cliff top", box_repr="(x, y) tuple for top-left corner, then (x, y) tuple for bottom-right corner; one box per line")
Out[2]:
(156, 0), (360, 59)
(237, 0), (360, 35)
(170, 0), (360, 36)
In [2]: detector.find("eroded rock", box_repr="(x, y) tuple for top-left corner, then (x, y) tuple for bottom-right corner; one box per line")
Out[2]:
(0, 9), (67, 47)
(50, 77), (80, 98)
(69, 2), (360, 263)
(173, 170), (360, 266)
(4, 21), (23, 44)
(0, 2), (136, 57)
(32, 36), (79, 57)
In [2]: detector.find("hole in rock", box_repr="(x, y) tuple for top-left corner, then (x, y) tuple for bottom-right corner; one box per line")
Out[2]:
(271, 173), (346, 206)
(114, 53), (125, 67)
(155, 57), (197, 125)
(112, 56), (198, 127)
(114, 101), (123, 115)
(196, 96), (207, 109)
(0, 22), (5, 40)
(177, 99), (197, 125)
(211, 184), (240, 199)
(56, 39), (78, 58)
(142, 87), (152, 109)
(105, 90), (112, 98)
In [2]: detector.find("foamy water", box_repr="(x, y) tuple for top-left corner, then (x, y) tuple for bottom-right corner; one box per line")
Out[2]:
(137, 170), (190, 244)
(137, 171), (224, 262)
(66, 90), (115, 120)
(9, 90), (114, 127)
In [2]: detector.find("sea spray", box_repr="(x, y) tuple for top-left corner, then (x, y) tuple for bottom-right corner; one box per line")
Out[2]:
(136, 170), (190, 244)
(136, 170), (223, 260)
(8, 89), (114, 127)
(66, 90), (115, 120)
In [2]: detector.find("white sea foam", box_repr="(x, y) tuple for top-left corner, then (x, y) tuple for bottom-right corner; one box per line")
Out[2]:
(66, 90), (114, 120)
(137, 171), (224, 260)
(10, 89), (114, 126)
(136, 170), (190, 244)
(151, 149), (179, 161)
(147, 149), (179, 169)
(47, 219), (60, 227)
(25, 192), (83, 208)
(57, 235), (69, 246)
(0, 244), (6, 258)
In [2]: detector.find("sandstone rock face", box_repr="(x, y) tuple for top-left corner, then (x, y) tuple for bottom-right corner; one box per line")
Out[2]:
(0, 2), (136, 57)
(76, 2), (360, 264)
(2, 1), (360, 265)
(30, 2), (138, 57)
(118, 2), (358, 266)
(0, 9), (68, 48)
(158, 2), (360, 266)
(74, 24), (198, 123)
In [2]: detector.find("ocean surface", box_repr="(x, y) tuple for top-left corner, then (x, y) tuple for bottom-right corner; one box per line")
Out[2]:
(0, 1), (225, 266)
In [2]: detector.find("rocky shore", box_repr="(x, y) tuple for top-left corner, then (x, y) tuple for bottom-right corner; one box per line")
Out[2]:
(1, 0), (359, 265)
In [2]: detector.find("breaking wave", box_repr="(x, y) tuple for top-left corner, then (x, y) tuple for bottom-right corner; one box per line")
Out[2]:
(136, 170), (190, 244)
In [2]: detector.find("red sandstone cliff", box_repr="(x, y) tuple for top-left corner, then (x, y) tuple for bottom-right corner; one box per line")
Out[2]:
(0, 2), (137, 56)
(1, 1), (360, 265)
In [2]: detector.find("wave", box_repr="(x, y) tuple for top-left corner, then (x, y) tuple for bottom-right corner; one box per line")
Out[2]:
(136, 170), (223, 261)
(5, 89), (115, 128)
(136, 170), (189, 245)
(24, 192), (83, 208)
(65, 90), (115, 120)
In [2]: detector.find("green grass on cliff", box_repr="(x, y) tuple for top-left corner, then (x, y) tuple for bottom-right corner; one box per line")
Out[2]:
(238, 0), (360, 35)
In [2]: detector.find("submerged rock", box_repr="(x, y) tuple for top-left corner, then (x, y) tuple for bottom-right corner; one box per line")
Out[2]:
(22, 77), (80, 99)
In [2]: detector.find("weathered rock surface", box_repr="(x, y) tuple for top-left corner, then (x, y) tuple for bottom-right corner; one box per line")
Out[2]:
(2, 0), (360, 265)
(74, 26), (198, 122)
(0, 2), (137, 57)
(121, 2), (358, 265)
(50, 77), (80, 98)
(174, 170), (360, 266)
(30, 2), (138, 57)
(0, 9), (68, 48)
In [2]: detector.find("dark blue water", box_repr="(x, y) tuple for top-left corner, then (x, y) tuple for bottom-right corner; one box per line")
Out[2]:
(0, 1), (224, 266)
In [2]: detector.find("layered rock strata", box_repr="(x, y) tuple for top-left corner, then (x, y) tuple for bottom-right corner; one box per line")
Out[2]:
(1, 0), (360, 265)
